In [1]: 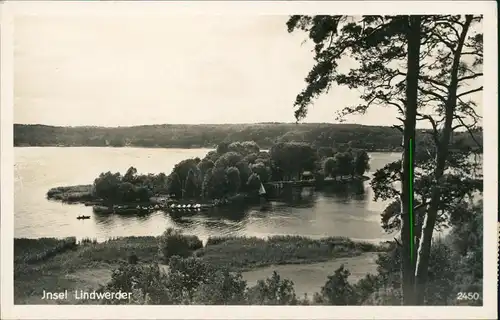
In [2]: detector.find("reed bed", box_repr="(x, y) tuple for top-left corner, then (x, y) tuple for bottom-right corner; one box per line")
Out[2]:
(46, 184), (94, 202)
(199, 235), (385, 271)
(14, 237), (78, 264)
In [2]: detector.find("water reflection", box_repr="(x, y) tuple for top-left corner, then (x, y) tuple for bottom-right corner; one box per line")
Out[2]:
(166, 182), (375, 240)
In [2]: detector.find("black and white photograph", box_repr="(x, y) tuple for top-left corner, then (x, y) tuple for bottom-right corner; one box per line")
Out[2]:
(1, 1), (497, 319)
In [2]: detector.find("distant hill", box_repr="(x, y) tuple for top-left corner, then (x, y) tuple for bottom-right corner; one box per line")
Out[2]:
(13, 123), (482, 152)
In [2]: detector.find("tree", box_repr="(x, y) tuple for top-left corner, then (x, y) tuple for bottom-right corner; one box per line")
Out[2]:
(184, 169), (201, 198)
(166, 173), (182, 198)
(247, 173), (262, 193)
(250, 162), (271, 183)
(333, 152), (355, 177)
(226, 167), (241, 194)
(167, 159), (199, 199)
(201, 169), (214, 199)
(93, 171), (122, 204)
(207, 167), (228, 199)
(217, 142), (230, 154)
(318, 147), (335, 159)
(197, 159), (214, 178)
(123, 166), (138, 183)
(235, 160), (252, 191)
(228, 141), (261, 156)
(117, 182), (136, 203)
(270, 142), (317, 180)
(287, 14), (482, 305)
(412, 15), (482, 304)
(322, 157), (337, 177)
(353, 150), (370, 176)
(151, 172), (168, 195)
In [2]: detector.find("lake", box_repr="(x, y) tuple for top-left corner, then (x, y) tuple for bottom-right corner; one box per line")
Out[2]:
(14, 147), (402, 243)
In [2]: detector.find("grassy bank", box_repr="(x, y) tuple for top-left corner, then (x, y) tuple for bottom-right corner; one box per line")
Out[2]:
(198, 235), (386, 271)
(13, 235), (388, 304)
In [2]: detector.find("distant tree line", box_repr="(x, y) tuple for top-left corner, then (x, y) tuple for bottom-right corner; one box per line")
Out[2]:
(13, 123), (482, 151)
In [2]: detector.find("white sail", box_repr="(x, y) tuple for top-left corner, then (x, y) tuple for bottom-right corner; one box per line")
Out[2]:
(259, 183), (266, 195)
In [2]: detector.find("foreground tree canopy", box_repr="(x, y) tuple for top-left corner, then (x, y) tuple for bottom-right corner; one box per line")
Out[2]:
(287, 14), (483, 305)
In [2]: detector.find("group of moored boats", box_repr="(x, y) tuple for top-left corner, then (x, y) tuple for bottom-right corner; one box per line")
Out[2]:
(167, 203), (209, 211)
(90, 202), (215, 215)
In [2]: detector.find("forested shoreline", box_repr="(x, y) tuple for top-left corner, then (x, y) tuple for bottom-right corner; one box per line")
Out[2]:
(13, 123), (482, 152)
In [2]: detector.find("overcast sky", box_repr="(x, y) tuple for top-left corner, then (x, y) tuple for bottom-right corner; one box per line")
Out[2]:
(14, 14), (482, 127)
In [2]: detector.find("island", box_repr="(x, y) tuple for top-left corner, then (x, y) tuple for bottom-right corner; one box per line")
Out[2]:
(46, 141), (371, 218)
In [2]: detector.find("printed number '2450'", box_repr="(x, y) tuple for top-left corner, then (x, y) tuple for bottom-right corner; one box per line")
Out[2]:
(456, 292), (481, 300)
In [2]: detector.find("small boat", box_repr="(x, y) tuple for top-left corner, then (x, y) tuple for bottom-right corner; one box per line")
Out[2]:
(77, 215), (91, 220)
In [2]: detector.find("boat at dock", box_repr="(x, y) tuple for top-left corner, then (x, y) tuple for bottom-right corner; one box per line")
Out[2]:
(166, 203), (211, 212)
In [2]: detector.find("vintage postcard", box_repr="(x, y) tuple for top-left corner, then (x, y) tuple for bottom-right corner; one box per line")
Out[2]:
(1, 1), (497, 319)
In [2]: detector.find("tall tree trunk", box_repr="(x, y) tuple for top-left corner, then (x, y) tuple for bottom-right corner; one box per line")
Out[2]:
(414, 203), (427, 255)
(400, 14), (421, 306)
(414, 15), (473, 305)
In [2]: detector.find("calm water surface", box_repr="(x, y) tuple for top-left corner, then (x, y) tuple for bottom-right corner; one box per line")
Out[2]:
(15, 147), (401, 242)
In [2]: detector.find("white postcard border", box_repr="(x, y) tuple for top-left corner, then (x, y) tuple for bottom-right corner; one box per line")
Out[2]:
(1, 1), (497, 319)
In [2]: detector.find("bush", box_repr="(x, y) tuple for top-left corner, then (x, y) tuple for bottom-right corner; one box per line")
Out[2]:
(313, 264), (358, 305)
(158, 228), (201, 262)
(185, 236), (203, 251)
(246, 271), (298, 305)
(205, 236), (232, 246)
(192, 269), (247, 305)
(353, 273), (381, 303)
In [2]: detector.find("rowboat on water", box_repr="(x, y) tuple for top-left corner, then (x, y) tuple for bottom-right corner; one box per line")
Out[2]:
(77, 215), (90, 220)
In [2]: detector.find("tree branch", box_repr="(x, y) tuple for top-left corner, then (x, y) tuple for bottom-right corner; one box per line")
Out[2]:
(461, 51), (483, 58)
(418, 75), (448, 89)
(454, 115), (483, 149)
(418, 87), (447, 103)
(392, 124), (403, 133)
(417, 113), (440, 146)
(457, 86), (483, 98)
(458, 73), (483, 82)
(430, 30), (456, 53)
